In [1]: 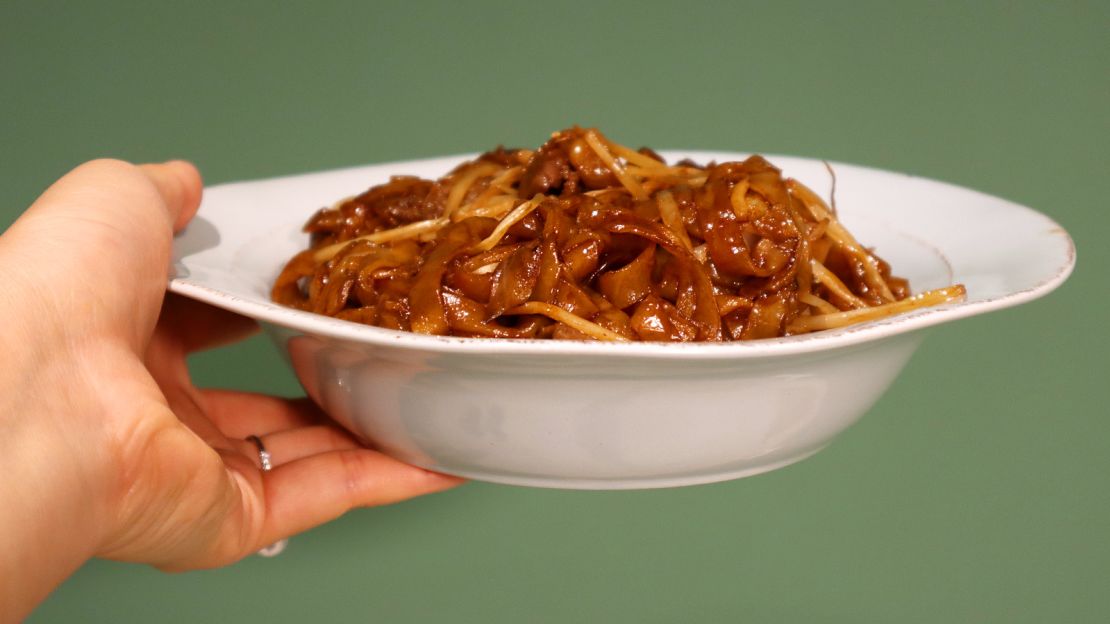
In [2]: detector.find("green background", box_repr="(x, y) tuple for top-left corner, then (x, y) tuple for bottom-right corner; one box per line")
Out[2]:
(2, 1), (1107, 622)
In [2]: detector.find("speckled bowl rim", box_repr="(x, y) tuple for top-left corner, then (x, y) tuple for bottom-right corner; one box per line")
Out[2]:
(170, 152), (1076, 361)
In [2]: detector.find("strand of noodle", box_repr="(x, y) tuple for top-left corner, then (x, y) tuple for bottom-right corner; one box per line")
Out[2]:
(786, 178), (825, 222)
(313, 218), (448, 262)
(461, 243), (524, 272)
(468, 196), (518, 219)
(796, 251), (815, 301)
(729, 179), (754, 220)
(457, 166), (522, 217)
(609, 145), (707, 179)
(491, 166), (523, 190)
(608, 143), (668, 169)
(656, 190), (694, 251)
(626, 165), (706, 178)
(504, 302), (630, 342)
(583, 130), (648, 200)
(716, 295), (753, 316)
(783, 194), (815, 301)
(640, 175), (708, 193)
(469, 196), (541, 253)
(788, 179), (896, 302)
(799, 293), (840, 315)
(443, 162), (501, 218)
(629, 170), (708, 193)
(807, 218), (830, 241)
(453, 194), (517, 221)
(810, 260), (869, 309)
(832, 223), (895, 301)
(823, 160), (838, 216)
(787, 285), (967, 333)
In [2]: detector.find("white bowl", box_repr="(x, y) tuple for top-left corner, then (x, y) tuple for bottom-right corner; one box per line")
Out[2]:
(170, 152), (1075, 489)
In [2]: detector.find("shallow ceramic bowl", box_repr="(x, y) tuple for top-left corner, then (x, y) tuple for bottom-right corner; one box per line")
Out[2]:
(170, 152), (1075, 489)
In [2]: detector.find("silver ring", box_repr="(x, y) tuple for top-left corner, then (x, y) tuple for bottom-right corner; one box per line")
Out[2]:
(247, 435), (288, 557)
(246, 435), (273, 471)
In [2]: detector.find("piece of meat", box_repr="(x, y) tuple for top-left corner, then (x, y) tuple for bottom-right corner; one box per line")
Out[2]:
(519, 147), (570, 197)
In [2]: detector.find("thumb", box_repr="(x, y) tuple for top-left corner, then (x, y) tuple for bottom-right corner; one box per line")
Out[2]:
(1, 159), (204, 351)
(138, 161), (204, 233)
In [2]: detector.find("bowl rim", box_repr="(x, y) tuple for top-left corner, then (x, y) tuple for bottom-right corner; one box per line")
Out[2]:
(169, 151), (1076, 361)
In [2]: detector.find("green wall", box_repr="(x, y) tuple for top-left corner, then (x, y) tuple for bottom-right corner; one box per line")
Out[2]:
(2, 1), (1107, 622)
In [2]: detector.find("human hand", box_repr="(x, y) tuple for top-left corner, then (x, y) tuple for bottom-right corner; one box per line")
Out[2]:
(0, 160), (462, 619)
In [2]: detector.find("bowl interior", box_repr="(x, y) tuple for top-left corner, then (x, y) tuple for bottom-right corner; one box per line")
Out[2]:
(170, 151), (1074, 355)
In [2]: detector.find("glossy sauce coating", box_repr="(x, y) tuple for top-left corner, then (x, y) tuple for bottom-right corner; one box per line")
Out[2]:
(273, 127), (964, 341)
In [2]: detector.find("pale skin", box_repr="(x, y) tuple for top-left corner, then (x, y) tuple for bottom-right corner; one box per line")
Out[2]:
(0, 160), (463, 621)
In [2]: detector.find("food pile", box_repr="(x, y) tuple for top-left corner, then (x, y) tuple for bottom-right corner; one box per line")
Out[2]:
(273, 127), (964, 341)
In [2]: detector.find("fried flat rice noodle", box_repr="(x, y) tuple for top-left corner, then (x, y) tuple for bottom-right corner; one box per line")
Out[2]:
(273, 126), (965, 341)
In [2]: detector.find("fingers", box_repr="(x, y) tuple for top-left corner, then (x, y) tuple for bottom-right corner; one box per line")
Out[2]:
(257, 449), (464, 544)
(138, 160), (203, 232)
(106, 405), (460, 569)
(204, 393), (458, 549)
(154, 293), (259, 355)
(200, 390), (327, 439)
(247, 425), (364, 468)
